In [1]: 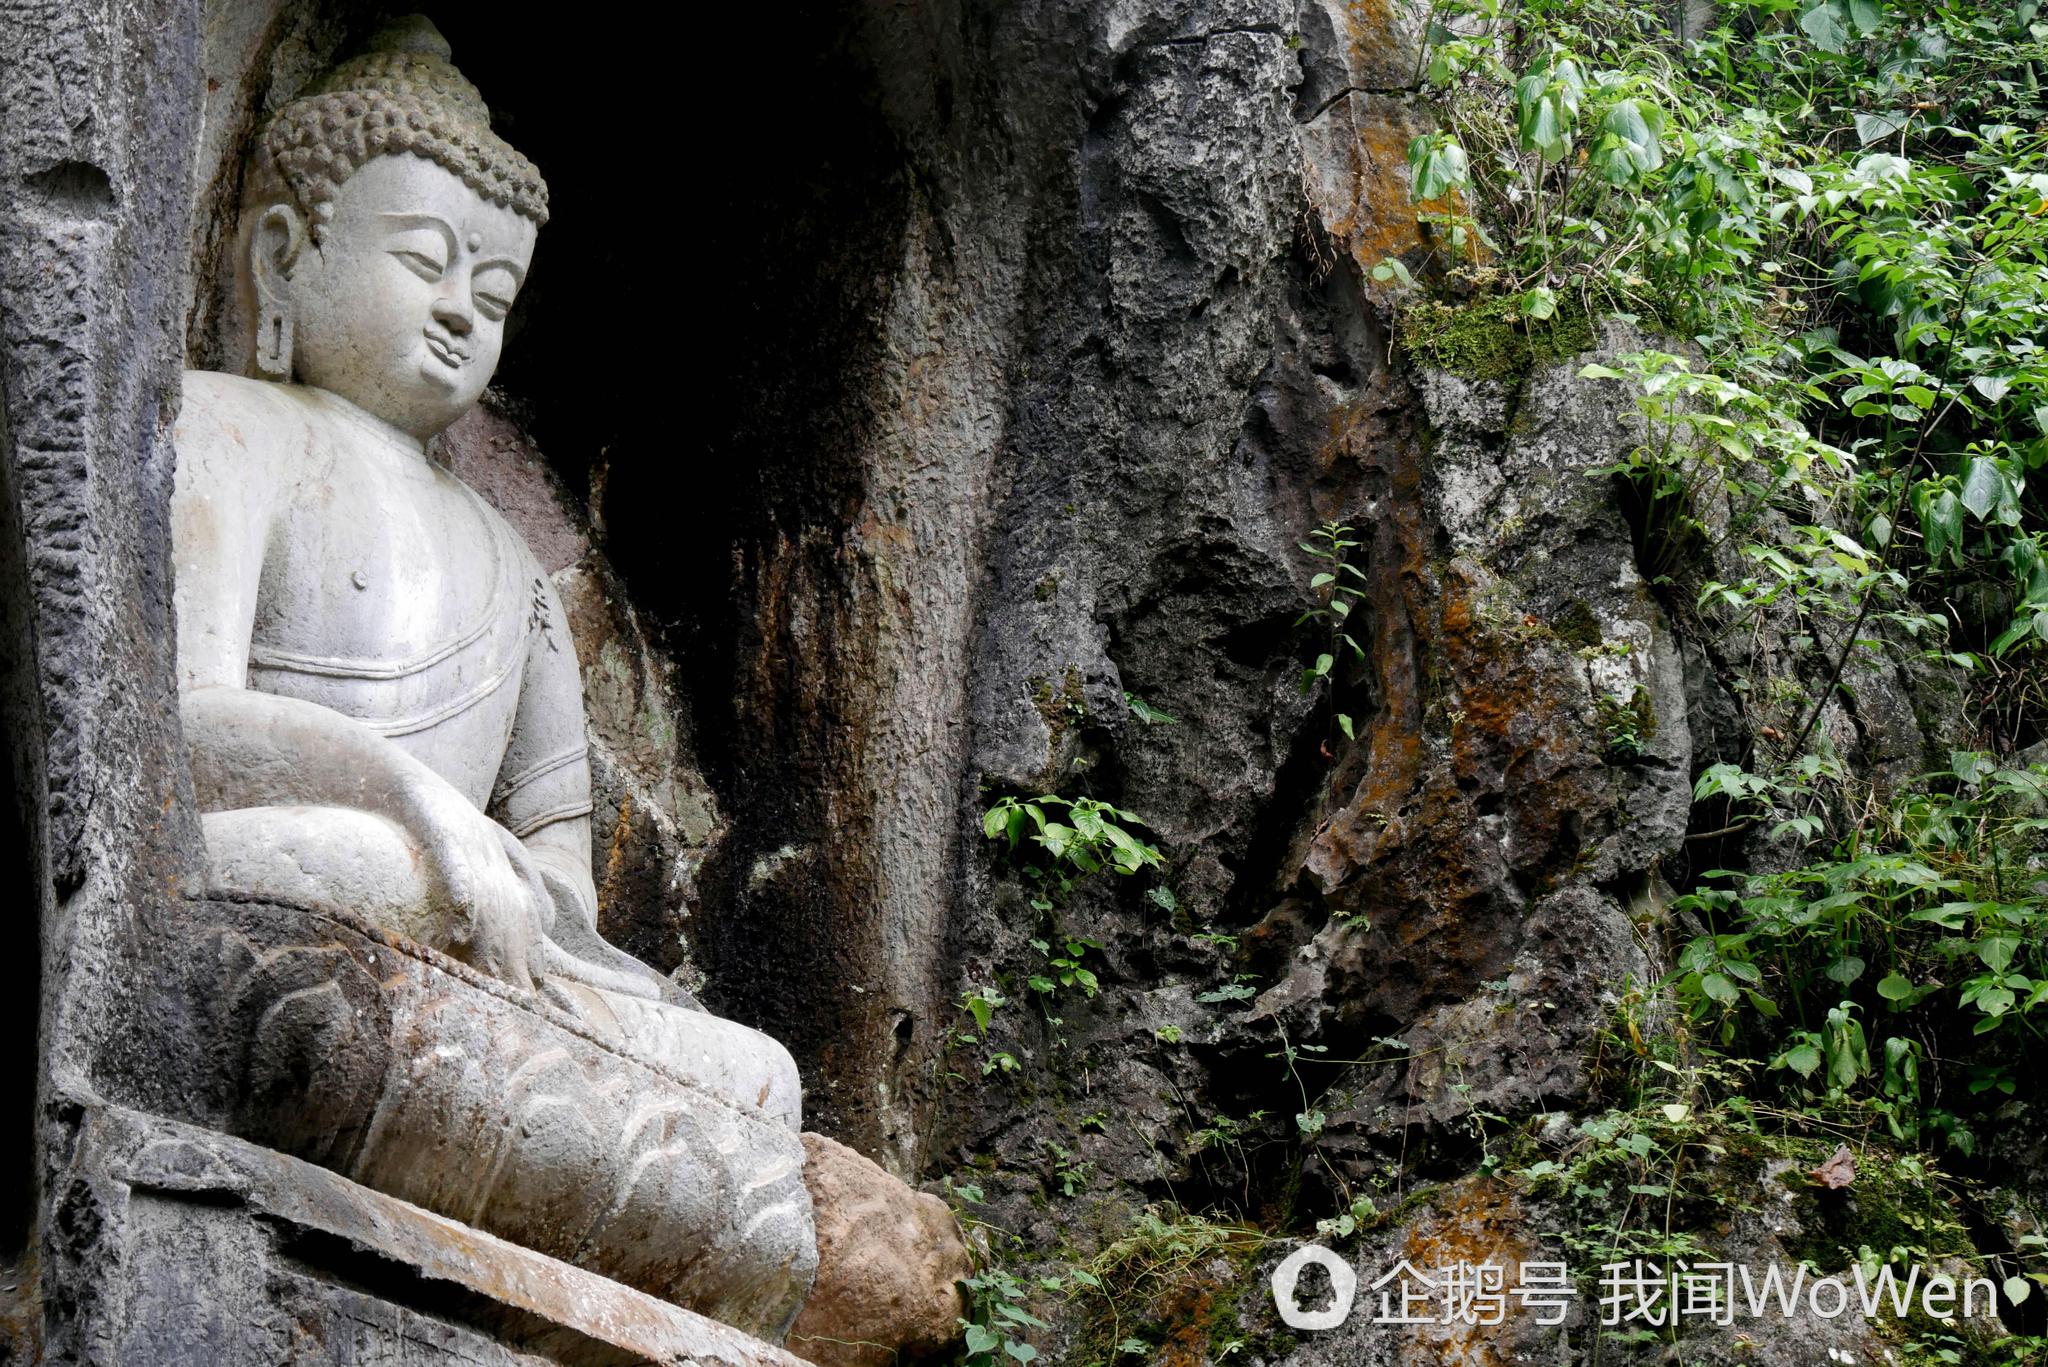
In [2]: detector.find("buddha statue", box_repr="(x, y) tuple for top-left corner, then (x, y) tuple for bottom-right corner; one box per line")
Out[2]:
(174, 15), (794, 1096)
(168, 19), (967, 1349)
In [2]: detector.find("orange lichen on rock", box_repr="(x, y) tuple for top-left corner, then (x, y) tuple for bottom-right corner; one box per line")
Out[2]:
(1339, 0), (1426, 88)
(1301, 90), (1471, 301)
(1394, 1178), (1545, 1367)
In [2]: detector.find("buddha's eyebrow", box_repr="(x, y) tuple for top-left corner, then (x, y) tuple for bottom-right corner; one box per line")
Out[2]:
(378, 212), (457, 254)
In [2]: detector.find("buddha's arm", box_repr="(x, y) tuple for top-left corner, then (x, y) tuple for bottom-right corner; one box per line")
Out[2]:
(181, 686), (550, 987)
(490, 567), (597, 922)
(493, 567), (674, 1002)
(172, 376), (275, 693)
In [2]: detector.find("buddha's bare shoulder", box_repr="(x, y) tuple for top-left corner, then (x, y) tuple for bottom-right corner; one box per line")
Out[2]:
(176, 371), (326, 463)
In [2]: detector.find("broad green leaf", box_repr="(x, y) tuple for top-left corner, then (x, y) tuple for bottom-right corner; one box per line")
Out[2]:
(1922, 489), (1963, 561)
(1876, 972), (1913, 1002)
(1599, 99), (1665, 180)
(1800, 0), (1850, 52)
(1408, 135), (1469, 200)
(1961, 457), (2003, 520)
(1783, 1043), (1823, 1077)
(995, 1304), (1050, 1330)
(1979, 935), (2020, 973)
(1525, 98), (1566, 159)
(1993, 616), (2034, 656)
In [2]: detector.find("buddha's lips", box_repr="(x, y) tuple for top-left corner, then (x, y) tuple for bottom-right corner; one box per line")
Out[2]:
(424, 334), (468, 368)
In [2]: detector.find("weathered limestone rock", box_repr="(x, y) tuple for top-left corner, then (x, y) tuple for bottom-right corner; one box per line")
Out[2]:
(789, 1134), (973, 1367)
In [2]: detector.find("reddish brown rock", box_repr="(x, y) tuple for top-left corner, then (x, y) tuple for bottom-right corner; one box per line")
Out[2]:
(789, 1133), (971, 1367)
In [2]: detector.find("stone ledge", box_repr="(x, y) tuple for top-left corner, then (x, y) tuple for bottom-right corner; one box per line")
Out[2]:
(67, 1101), (815, 1367)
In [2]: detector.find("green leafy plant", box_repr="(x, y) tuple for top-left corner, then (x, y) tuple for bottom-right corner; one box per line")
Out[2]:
(960, 1265), (1050, 1365)
(1124, 691), (1180, 726)
(983, 795), (1165, 885)
(1027, 936), (1103, 1000)
(1672, 755), (2048, 1151)
(1298, 520), (1367, 741)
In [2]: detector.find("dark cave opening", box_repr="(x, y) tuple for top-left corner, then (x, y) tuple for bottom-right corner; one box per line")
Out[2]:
(436, 5), (915, 1113)
(437, 0), (905, 759)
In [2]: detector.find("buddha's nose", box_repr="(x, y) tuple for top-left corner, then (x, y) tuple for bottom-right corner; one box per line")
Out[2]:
(432, 290), (474, 336)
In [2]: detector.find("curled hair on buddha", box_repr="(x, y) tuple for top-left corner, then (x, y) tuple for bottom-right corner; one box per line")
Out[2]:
(249, 14), (548, 242)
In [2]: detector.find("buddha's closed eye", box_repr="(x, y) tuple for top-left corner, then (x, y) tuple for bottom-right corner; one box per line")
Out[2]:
(382, 215), (457, 281)
(391, 247), (448, 281)
(387, 228), (450, 279)
(474, 267), (519, 321)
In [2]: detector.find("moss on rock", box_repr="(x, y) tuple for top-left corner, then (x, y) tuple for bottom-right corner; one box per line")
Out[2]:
(1553, 597), (1602, 649)
(1399, 294), (1599, 383)
(1777, 1145), (1974, 1273)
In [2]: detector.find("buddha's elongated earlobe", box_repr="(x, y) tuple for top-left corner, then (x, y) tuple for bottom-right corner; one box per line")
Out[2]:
(255, 298), (293, 379)
(250, 203), (306, 379)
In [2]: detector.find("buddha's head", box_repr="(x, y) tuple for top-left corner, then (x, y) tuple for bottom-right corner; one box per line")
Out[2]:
(242, 17), (547, 439)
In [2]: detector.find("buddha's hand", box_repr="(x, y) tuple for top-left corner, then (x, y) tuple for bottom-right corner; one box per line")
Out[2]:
(402, 779), (550, 991)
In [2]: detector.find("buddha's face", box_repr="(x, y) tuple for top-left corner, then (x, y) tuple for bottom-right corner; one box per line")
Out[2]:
(279, 155), (536, 439)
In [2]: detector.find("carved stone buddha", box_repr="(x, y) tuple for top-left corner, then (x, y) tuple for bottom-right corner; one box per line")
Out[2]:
(168, 19), (963, 1352)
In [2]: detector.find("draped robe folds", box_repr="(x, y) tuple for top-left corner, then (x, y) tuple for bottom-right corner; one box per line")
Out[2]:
(174, 371), (801, 1127)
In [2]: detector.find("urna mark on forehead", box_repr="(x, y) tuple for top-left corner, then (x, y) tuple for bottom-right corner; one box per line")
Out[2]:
(333, 154), (537, 277)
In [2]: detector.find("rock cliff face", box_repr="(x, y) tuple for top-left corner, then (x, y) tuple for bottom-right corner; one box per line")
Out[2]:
(661, 0), (1740, 1197)
(0, 0), (1985, 1362)
(654, 5), (1963, 1358)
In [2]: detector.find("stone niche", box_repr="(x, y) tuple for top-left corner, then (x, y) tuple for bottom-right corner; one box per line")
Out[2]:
(0, 2), (966, 1363)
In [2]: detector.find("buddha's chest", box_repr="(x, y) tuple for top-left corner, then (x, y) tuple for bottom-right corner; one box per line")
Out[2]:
(250, 458), (534, 799)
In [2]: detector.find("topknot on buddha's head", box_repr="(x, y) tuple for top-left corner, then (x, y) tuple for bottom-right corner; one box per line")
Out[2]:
(254, 15), (548, 236)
